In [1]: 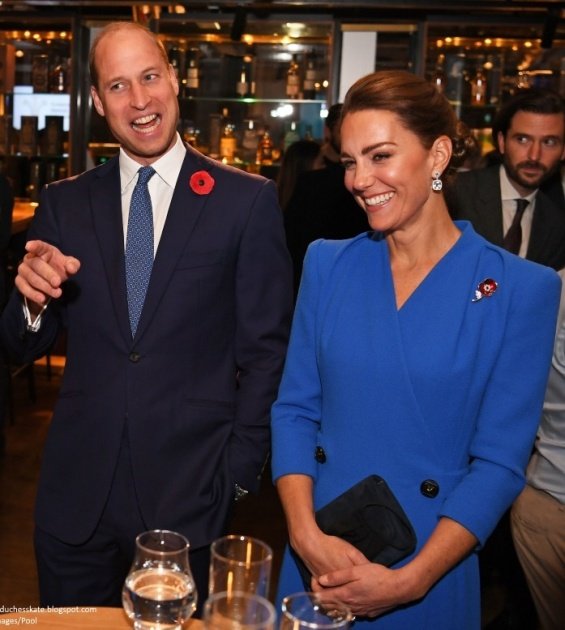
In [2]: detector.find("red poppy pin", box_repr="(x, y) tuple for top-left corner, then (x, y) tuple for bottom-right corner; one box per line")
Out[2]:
(472, 278), (498, 302)
(189, 170), (215, 195)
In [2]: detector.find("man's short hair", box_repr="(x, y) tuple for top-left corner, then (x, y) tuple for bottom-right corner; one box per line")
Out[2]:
(493, 87), (565, 151)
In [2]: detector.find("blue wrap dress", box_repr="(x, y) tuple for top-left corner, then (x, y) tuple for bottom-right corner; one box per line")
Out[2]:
(271, 221), (560, 629)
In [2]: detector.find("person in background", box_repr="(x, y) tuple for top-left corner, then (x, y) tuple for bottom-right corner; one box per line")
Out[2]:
(283, 103), (368, 297)
(0, 171), (13, 456)
(0, 21), (292, 613)
(448, 87), (565, 271)
(449, 87), (565, 628)
(277, 139), (323, 213)
(511, 266), (565, 630)
(271, 70), (560, 629)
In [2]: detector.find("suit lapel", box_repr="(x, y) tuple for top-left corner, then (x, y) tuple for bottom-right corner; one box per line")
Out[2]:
(89, 157), (133, 345)
(134, 147), (214, 341)
(528, 189), (556, 261)
(477, 167), (504, 246)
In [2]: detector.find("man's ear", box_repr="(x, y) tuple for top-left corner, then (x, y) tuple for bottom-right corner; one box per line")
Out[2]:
(91, 86), (105, 118)
(497, 130), (506, 155)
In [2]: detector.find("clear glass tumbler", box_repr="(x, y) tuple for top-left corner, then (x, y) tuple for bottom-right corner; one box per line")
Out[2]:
(209, 534), (273, 598)
(203, 590), (276, 630)
(280, 592), (353, 630)
(122, 529), (197, 630)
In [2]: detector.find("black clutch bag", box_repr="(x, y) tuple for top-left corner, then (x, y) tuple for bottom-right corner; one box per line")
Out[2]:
(292, 475), (417, 586)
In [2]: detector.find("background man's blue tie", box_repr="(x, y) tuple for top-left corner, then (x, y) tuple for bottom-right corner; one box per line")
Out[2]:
(126, 165), (156, 337)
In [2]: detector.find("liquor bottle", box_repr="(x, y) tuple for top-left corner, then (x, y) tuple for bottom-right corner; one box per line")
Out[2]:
(431, 54), (446, 94)
(168, 46), (183, 83)
(43, 115), (64, 156)
(286, 55), (300, 99)
(219, 108), (237, 162)
(470, 64), (487, 106)
(256, 128), (274, 165)
(235, 59), (250, 98)
(185, 48), (199, 97)
(241, 119), (259, 164)
(31, 54), (49, 93)
(302, 51), (316, 100)
(283, 121), (300, 152)
(208, 113), (222, 159)
(50, 57), (68, 93)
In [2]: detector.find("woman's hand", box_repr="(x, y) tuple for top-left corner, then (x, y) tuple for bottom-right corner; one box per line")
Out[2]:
(311, 517), (478, 619)
(292, 531), (370, 585)
(311, 562), (422, 618)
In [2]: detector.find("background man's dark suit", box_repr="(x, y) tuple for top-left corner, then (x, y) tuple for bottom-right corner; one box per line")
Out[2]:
(448, 165), (565, 271)
(0, 144), (292, 570)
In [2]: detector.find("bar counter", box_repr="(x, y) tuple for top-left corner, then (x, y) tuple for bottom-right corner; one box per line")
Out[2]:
(0, 607), (204, 628)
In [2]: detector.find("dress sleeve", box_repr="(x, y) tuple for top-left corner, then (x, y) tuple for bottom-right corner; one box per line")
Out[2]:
(439, 263), (562, 544)
(271, 239), (325, 482)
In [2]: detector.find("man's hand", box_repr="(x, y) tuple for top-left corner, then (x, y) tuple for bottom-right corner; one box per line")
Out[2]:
(15, 240), (81, 316)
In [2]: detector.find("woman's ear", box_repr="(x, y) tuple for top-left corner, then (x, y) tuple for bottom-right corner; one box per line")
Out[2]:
(431, 135), (452, 175)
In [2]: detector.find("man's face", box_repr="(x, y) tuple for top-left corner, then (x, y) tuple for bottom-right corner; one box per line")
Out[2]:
(90, 27), (180, 165)
(498, 110), (565, 196)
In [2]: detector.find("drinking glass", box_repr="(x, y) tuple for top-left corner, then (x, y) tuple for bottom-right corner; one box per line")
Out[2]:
(280, 592), (353, 630)
(122, 529), (197, 630)
(209, 535), (272, 597)
(203, 590), (276, 630)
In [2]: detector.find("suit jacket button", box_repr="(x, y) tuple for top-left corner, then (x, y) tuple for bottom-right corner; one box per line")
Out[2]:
(315, 447), (326, 463)
(129, 351), (141, 363)
(420, 479), (439, 498)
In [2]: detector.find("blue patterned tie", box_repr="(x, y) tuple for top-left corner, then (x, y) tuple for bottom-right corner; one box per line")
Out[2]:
(126, 166), (156, 337)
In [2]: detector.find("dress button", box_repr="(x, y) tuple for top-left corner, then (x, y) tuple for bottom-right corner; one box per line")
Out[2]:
(420, 479), (439, 498)
(129, 351), (141, 363)
(315, 447), (326, 463)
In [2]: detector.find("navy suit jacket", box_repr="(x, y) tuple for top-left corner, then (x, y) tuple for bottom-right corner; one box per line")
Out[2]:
(0, 144), (293, 546)
(448, 165), (565, 271)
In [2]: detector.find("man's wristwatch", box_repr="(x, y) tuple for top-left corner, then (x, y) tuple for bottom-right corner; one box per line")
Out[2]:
(234, 483), (249, 502)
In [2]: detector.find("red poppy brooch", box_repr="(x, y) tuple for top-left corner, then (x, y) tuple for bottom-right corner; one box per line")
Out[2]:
(189, 170), (215, 195)
(472, 278), (498, 302)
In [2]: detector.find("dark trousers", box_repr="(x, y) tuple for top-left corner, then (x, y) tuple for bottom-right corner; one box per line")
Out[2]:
(34, 431), (211, 617)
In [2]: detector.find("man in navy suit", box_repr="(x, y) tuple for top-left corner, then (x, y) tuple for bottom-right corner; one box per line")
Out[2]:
(448, 87), (565, 271)
(0, 21), (292, 612)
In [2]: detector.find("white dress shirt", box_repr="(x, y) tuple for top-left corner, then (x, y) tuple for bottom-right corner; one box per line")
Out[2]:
(24, 134), (187, 331)
(499, 165), (536, 259)
(120, 133), (186, 255)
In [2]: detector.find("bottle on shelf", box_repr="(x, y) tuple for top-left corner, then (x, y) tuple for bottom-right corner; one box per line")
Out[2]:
(431, 53), (446, 94)
(470, 62), (487, 106)
(19, 115), (38, 156)
(208, 112), (222, 159)
(241, 119), (259, 164)
(236, 60), (250, 98)
(302, 51), (316, 100)
(168, 46), (184, 83)
(283, 121), (300, 152)
(42, 115), (65, 156)
(235, 55), (255, 98)
(256, 127), (274, 165)
(185, 48), (199, 97)
(50, 56), (68, 93)
(219, 108), (237, 162)
(31, 54), (49, 93)
(286, 54), (301, 99)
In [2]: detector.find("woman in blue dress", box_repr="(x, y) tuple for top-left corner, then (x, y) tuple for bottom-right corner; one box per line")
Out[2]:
(271, 70), (561, 629)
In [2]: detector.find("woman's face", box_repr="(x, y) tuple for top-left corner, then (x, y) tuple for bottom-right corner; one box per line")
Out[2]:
(340, 109), (440, 233)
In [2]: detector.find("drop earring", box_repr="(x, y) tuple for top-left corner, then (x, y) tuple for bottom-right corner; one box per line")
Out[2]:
(431, 171), (443, 192)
